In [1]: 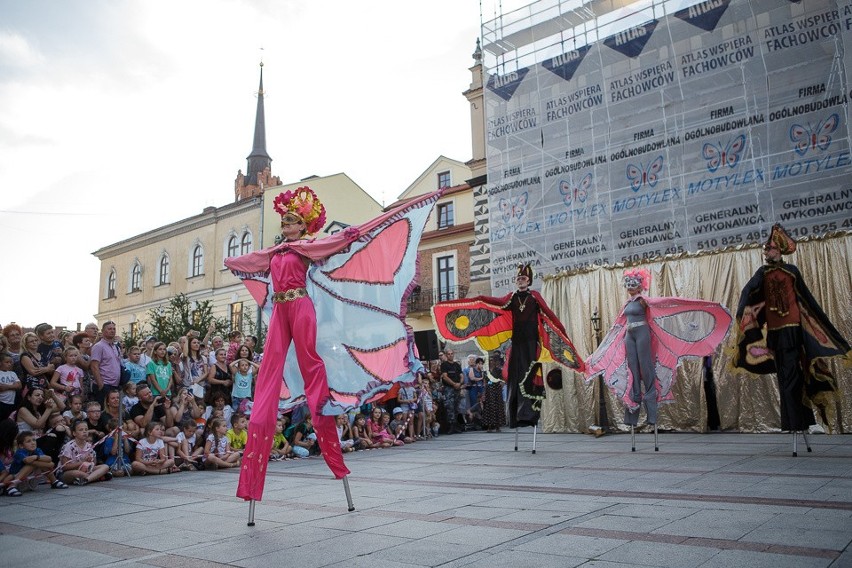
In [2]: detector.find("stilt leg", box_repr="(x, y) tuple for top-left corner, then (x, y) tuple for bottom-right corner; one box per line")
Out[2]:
(247, 499), (256, 526)
(631, 425), (635, 452)
(792, 430), (798, 457)
(654, 424), (659, 452)
(342, 475), (355, 512)
(531, 424), (537, 455)
(802, 431), (812, 453)
(514, 428), (519, 451)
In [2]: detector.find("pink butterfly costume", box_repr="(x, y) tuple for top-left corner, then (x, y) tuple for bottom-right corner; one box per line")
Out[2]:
(225, 189), (442, 501)
(228, 242), (350, 501)
(586, 294), (732, 425)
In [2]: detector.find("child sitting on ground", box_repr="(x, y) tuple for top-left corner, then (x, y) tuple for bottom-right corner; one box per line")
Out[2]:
(336, 414), (355, 453)
(203, 392), (233, 428)
(132, 421), (177, 475)
(60, 419), (112, 485)
(84, 401), (109, 446)
(270, 417), (293, 461)
(226, 413), (248, 456)
(9, 431), (69, 489)
(366, 407), (394, 448)
(102, 418), (133, 476)
(382, 410), (404, 446)
(203, 417), (240, 469)
(61, 395), (87, 425)
(389, 407), (414, 444)
(0, 459), (18, 496)
(290, 413), (319, 458)
(36, 413), (69, 466)
(350, 413), (374, 449)
(175, 418), (203, 470)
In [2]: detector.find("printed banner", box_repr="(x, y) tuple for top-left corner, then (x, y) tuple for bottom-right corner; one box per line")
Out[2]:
(483, 0), (852, 292)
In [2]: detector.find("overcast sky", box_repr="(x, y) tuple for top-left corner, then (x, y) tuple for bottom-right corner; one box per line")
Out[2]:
(0, 0), (530, 328)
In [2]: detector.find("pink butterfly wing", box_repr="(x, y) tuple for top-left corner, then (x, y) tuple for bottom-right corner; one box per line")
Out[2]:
(724, 134), (746, 168)
(646, 156), (664, 187)
(499, 197), (511, 222)
(789, 124), (809, 156)
(558, 181), (573, 205)
(626, 163), (643, 191)
(703, 143), (722, 172)
(514, 192), (528, 220)
(814, 113), (839, 151)
(577, 173), (591, 202)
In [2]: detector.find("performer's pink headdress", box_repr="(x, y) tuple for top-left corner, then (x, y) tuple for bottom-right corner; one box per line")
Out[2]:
(623, 267), (651, 291)
(273, 186), (327, 235)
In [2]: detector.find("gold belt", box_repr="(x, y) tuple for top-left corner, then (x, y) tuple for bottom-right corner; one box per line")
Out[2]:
(272, 288), (308, 303)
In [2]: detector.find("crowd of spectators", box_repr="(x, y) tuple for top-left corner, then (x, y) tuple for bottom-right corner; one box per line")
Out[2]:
(0, 320), (502, 497)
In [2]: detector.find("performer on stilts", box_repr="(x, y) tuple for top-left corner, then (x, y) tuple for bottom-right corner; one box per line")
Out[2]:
(734, 224), (850, 453)
(225, 187), (442, 515)
(585, 268), (732, 451)
(432, 263), (585, 450)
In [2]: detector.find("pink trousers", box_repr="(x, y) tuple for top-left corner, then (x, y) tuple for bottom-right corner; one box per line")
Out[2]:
(236, 297), (350, 501)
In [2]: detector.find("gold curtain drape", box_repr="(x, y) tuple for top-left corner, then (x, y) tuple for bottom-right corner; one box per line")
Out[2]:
(540, 232), (852, 433)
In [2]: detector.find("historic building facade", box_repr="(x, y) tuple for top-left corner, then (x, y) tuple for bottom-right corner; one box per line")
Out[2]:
(93, 44), (490, 347)
(93, 198), (262, 337)
(93, 65), (383, 339)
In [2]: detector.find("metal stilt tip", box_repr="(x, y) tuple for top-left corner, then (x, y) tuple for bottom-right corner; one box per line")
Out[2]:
(531, 450), (536, 454)
(342, 476), (355, 512)
(792, 451), (798, 457)
(247, 499), (256, 526)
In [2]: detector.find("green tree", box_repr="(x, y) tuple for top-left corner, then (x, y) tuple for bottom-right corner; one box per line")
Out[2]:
(142, 294), (229, 346)
(241, 310), (267, 354)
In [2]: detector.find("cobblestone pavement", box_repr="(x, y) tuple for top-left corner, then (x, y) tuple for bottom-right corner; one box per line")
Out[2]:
(2, 430), (851, 567)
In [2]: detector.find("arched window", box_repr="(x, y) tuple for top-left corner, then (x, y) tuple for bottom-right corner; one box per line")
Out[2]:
(131, 263), (142, 292)
(240, 231), (253, 255)
(158, 254), (170, 285)
(106, 270), (116, 299)
(191, 245), (204, 277)
(227, 235), (239, 258)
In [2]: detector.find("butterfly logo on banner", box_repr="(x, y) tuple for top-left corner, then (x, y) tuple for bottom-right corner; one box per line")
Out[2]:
(626, 156), (663, 192)
(499, 191), (528, 222)
(702, 134), (746, 172)
(559, 173), (591, 206)
(790, 113), (839, 156)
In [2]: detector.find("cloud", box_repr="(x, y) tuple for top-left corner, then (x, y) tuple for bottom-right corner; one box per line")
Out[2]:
(0, 30), (45, 69)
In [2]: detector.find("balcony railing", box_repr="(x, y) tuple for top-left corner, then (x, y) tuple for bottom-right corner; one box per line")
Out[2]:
(407, 285), (469, 313)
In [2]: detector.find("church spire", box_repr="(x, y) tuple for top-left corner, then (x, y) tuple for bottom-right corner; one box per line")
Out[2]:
(234, 61), (281, 201)
(245, 62), (271, 186)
